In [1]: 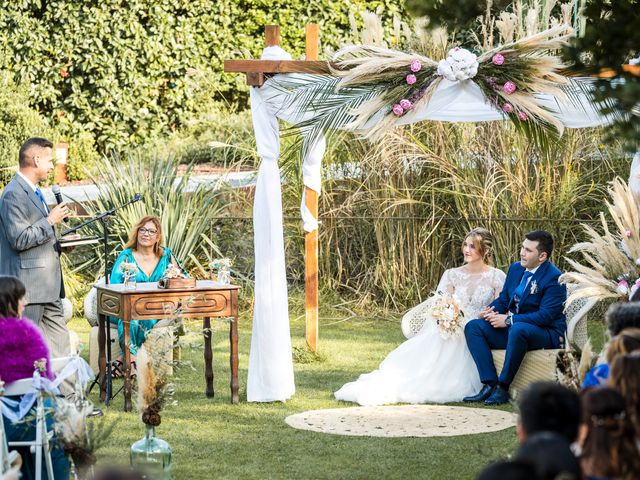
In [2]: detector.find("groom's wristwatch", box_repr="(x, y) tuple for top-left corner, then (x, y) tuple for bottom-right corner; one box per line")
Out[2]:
(505, 313), (514, 327)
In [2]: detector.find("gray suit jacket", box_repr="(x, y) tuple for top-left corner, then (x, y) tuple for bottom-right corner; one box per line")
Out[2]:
(0, 174), (63, 304)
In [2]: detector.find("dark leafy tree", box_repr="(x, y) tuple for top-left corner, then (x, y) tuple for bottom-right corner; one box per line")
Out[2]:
(564, 0), (639, 150)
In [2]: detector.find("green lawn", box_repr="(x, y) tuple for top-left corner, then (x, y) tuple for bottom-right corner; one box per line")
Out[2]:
(71, 293), (520, 479)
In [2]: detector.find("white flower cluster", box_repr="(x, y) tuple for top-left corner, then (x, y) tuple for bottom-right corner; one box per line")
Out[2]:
(436, 47), (479, 82)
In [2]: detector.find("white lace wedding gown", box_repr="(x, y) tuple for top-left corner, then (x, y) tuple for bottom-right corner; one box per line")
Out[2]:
(335, 267), (506, 405)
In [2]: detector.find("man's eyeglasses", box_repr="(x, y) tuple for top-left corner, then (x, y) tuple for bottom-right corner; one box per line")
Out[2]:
(139, 227), (158, 236)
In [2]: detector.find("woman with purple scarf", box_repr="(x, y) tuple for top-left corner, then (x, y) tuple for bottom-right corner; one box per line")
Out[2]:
(0, 275), (70, 479)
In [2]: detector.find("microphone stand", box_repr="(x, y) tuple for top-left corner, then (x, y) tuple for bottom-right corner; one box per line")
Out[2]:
(63, 194), (142, 405)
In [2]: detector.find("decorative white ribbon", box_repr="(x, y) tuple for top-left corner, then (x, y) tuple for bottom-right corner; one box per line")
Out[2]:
(0, 356), (93, 423)
(246, 45), (297, 402)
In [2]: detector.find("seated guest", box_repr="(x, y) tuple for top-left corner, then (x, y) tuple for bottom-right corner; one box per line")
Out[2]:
(0, 275), (70, 480)
(515, 431), (581, 480)
(584, 328), (640, 388)
(109, 215), (185, 375)
(516, 381), (581, 443)
(578, 387), (640, 480)
(583, 303), (640, 388)
(606, 302), (640, 336)
(608, 352), (640, 439)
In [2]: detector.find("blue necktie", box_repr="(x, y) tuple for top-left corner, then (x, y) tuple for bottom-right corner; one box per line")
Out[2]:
(514, 271), (533, 303)
(34, 187), (49, 214)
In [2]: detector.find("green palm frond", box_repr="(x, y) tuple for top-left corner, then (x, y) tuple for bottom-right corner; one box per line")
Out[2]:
(271, 74), (386, 160)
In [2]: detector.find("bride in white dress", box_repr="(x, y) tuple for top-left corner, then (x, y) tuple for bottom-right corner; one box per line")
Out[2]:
(335, 228), (506, 405)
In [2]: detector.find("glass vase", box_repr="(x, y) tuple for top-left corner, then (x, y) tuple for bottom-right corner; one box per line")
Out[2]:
(123, 270), (137, 290)
(216, 265), (231, 285)
(130, 425), (172, 479)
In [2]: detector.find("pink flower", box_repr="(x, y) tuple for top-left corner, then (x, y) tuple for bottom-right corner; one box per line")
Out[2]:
(406, 74), (417, 85)
(626, 230), (633, 239)
(517, 111), (528, 121)
(503, 81), (517, 94)
(617, 279), (630, 295)
(392, 104), (404, 116)
(502, 103), (514, 113)
(399, 99), (413, 110)
(492, 53), (505, 66)
(410, 60), (422, 73)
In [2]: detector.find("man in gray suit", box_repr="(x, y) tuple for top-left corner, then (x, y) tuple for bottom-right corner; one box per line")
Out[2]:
(0, 137), (72, 358)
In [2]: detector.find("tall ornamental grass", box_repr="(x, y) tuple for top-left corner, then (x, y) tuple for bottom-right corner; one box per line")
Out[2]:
(275, 120), (628, 311)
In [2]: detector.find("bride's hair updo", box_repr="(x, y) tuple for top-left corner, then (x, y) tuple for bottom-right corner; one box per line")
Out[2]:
(463, 227), (494, 265)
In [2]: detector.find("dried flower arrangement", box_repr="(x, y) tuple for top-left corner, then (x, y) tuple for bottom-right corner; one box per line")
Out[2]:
(54, 399), (117, 478)
(136, 329), (176, 426)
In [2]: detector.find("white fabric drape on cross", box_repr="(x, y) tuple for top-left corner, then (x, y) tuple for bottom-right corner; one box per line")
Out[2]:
(247, 47), (613, 402)
(247, 47), (302, 402)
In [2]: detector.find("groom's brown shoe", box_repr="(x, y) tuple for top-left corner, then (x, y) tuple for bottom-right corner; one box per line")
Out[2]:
(463, 384), (495, 402)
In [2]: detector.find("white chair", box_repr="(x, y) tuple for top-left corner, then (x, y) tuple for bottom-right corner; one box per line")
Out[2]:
(85, 280), (123, 372)
(1, 393), (22, 480)
(3, 378), (55, 480)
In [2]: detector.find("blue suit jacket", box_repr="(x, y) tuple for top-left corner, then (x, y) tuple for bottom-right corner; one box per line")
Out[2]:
(489, 261), (566, 338)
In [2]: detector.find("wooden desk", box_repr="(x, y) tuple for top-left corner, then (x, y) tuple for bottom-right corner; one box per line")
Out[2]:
(96, 280), (240, 411)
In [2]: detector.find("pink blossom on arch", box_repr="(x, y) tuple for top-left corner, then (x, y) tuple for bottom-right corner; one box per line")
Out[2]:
(492, 53), (505, 66)
(399, 99), (413, 110)
(406, 74), (417, 85)
(410, 60), (422, 72)
(392, 104), (404, 116)
(502, 103), (514, 113)
(503, 81), (517, 94)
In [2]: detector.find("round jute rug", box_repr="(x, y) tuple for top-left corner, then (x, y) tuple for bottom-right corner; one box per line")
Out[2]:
(285, 405), (517, 437)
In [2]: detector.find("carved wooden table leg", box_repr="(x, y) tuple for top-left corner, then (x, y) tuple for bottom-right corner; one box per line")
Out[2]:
(230, 313), (239, 404)
(203, 317), (214, 398)
(98, 313), (106, 402)
(123, 320), (133, 412)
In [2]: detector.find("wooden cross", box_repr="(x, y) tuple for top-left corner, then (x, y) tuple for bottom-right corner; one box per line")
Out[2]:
(224, 25), (329, 87)
(224, 24), (326, 353)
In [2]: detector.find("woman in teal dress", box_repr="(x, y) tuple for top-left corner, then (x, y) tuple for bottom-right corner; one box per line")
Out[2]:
(110, 215), (185, 372)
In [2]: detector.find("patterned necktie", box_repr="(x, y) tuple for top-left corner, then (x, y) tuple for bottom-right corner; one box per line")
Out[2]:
(514, 271), (533, 302)
(34, 187), (49, 214)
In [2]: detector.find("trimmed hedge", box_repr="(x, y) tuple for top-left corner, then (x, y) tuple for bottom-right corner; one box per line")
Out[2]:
(0, 1), (405, 154)
(0, 72), (54, 186)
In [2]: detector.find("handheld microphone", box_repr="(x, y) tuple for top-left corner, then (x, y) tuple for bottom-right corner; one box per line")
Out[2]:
(133, 193), (143, 202)
(51, 185), (68, 222)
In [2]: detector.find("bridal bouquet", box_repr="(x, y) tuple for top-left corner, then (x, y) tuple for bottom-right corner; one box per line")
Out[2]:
(430, 292), (465, 339)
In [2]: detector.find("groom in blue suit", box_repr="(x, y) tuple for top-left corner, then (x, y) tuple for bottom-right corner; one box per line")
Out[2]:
(463, 230), (566, 405)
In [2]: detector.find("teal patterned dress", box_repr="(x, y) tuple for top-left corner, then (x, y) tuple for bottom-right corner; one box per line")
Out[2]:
(109, 246), (179, 356)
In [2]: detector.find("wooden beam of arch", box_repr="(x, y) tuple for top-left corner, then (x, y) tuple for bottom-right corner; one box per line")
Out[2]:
(224, 59), (640, 86)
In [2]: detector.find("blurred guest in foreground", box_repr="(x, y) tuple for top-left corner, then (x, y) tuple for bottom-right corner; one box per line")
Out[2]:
(578, 387), (640, 480)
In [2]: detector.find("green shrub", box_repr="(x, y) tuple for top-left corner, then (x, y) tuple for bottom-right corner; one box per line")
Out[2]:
(0, 1), (406, 156)
(0, 71), (53, 187)
(65, 128), (101, 182)
(145, 106), (256, 167)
